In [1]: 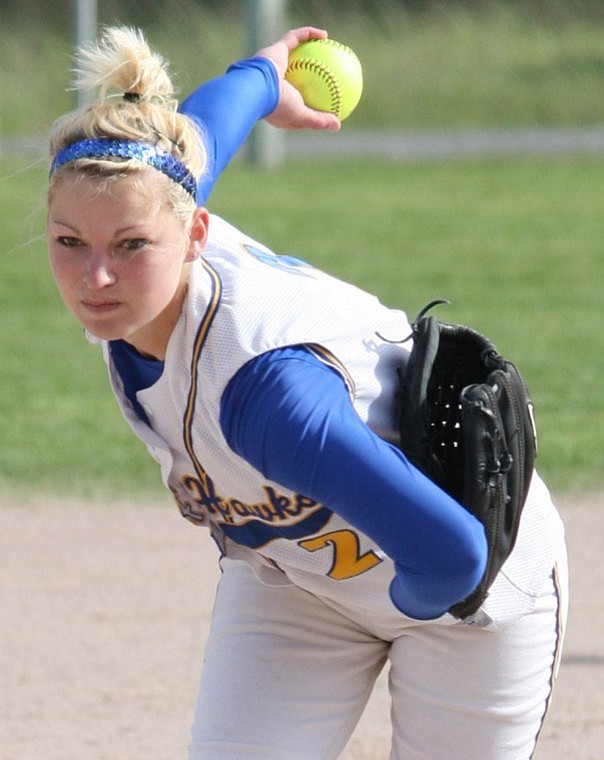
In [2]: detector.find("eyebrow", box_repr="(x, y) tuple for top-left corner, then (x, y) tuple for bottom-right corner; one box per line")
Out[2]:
(50, 219), (79, 232)
(50, 220), (149, 235)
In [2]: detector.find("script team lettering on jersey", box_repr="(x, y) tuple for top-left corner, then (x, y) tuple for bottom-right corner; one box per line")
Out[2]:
(170, 466), (333, 549)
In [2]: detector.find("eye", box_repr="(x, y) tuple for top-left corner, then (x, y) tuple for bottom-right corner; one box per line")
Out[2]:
(122, 238), (149, 252)
(57, 236), (83, 248)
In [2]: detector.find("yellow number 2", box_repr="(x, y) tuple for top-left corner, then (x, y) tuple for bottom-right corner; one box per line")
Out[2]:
(298, 529), (382, 580)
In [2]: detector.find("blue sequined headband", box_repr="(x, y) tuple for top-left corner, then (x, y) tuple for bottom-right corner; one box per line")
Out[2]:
(50, 137), (197, 198)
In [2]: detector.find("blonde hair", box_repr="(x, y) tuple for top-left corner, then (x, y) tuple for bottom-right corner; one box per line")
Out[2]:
(48, 27), (205, 220)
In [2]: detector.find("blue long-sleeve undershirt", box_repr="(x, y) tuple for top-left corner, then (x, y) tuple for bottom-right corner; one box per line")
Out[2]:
(179, 57), (279, 205)
(220, 346), (487, 620)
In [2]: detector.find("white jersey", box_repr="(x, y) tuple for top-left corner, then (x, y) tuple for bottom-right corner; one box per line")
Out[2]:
(95, 214), (564, 627)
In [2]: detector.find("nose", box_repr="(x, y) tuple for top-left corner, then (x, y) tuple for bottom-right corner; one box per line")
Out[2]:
(84, 250), (116, 289)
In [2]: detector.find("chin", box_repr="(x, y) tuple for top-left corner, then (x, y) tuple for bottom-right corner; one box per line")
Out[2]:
(80, 321), (126, 343)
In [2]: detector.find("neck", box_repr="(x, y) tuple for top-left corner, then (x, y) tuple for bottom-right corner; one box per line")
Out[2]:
(127, 279), (189, 361)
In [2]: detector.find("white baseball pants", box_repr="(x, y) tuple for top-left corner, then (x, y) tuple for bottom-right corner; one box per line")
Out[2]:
(188, 547), (567, 760)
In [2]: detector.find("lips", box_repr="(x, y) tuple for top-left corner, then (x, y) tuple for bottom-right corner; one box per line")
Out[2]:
(81, 299), (121, 314)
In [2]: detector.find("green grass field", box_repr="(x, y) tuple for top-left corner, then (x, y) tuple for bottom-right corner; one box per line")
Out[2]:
(1, 153), (602, 500)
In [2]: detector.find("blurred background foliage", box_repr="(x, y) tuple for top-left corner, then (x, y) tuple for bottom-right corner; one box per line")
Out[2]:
(2, 0), (604, 138)
(4, 0), (604, 26)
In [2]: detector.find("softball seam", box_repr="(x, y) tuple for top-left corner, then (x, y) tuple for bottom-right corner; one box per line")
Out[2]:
(286, 59), (343, 118)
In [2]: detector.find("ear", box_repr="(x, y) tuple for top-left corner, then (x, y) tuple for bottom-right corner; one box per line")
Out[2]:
(185, 206), (210, 261)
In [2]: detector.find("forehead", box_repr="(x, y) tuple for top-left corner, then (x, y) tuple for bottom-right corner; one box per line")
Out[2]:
(48, 167), (169, 213)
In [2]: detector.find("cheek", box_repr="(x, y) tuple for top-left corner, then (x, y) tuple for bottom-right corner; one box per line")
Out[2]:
(143, 240), (188, 279)
(126, 253), (186, 301)
(48, 249), (94, 317)
(48, 251), (76, 294)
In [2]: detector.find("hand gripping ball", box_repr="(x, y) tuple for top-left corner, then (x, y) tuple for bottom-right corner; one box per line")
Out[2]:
(285, 38), (363, 120)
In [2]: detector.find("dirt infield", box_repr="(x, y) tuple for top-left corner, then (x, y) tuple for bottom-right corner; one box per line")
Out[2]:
(1, 494), (602, 759)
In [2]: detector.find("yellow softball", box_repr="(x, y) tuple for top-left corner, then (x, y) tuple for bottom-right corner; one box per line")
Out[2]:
(285, 38), (363, 120)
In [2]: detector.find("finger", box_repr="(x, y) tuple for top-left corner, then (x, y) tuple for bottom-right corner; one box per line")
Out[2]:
(280, 27), (328, 51)
(255, 27), (327, 61)
(266, 104), (341, 132)
(254, 27), (330, 76)
(307, 111), (341, 132)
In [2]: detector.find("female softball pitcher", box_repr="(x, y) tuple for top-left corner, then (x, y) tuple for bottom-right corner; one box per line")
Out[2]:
(46, 24), (568, 760)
